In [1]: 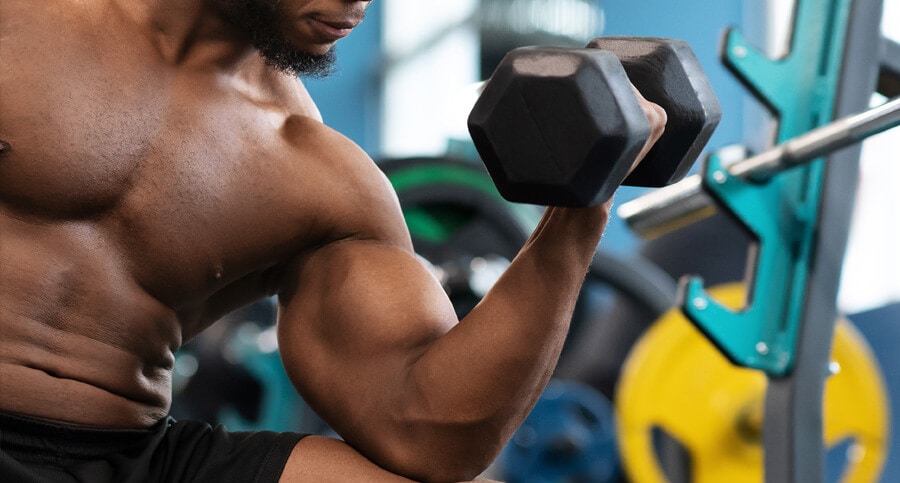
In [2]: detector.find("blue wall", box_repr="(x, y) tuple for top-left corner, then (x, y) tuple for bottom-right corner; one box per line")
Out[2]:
(850, 304), (900, 483)
(304, 2), (383, 156)
(304, 1), (749, 238)
(597, 0), (747, 254)
(304, 0), (748, 181)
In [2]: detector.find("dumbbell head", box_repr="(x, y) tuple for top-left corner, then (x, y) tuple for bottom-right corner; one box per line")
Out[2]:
(469, 38), (721, 207)
(587, 37), (722, 187)
(468, 46), (652, 206)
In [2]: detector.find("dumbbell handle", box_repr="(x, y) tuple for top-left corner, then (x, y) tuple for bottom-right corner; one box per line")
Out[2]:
(618, 96), (900, 238)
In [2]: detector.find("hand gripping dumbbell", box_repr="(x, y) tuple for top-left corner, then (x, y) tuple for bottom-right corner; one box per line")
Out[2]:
(467, 37), (722, 207)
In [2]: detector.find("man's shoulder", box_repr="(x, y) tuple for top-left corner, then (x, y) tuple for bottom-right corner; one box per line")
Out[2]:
(282, 114), (397, 205)
(276, 114), (411, 245)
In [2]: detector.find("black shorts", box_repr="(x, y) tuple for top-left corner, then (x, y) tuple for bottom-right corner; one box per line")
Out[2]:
(0, 411), (308, 483)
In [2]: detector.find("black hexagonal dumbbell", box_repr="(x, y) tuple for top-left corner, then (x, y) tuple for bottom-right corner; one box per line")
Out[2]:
(467, 37), (722, 207)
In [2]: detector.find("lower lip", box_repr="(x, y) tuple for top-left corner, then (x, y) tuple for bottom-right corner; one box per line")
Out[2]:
(310, 19), (353, 42)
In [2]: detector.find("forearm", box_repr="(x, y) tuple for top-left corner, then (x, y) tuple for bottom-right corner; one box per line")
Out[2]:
(398, 204), (611, 476)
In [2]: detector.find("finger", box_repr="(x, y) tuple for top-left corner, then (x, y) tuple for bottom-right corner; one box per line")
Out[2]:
(629, 84), (667, 174)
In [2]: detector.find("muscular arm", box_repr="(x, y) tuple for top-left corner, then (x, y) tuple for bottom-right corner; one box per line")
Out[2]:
(277, 97), (665, 482)
(278, 207), (607, 478)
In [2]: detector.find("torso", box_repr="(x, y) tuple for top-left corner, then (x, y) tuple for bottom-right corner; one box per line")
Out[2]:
(0, 1), (397, 427)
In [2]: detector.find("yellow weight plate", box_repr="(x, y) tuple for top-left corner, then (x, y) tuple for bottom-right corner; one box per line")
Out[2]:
(616, 283), (889, 483)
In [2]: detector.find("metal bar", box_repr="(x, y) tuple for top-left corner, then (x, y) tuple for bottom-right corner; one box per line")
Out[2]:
(764, 0), (884, 481)
(617, 96), (900, 239)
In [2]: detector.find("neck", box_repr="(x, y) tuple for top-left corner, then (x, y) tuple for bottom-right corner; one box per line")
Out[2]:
(112, 0), (256, 69)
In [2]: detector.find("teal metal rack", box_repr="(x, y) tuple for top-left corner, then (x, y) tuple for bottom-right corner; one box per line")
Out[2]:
(675, 0), (885, 480)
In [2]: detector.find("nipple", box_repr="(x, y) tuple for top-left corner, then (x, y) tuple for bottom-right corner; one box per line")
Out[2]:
(0, 140), (10, 155)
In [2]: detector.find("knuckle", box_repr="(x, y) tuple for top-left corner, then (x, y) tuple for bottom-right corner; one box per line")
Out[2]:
(646, 102), (667, 137)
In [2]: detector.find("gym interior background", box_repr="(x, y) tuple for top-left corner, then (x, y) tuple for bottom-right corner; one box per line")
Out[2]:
(171, 0), (900, 481)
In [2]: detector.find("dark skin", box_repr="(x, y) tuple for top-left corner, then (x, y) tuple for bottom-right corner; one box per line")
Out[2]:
(0, 0), (666, 481)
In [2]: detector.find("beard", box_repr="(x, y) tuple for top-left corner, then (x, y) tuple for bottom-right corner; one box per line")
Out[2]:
(220, 0), (338, 78)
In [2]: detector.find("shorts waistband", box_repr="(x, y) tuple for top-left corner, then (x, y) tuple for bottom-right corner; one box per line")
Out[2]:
(0, 410), (168, 459)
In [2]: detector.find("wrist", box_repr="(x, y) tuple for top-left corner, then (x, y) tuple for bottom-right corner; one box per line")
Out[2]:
(526, 203), (611, 264)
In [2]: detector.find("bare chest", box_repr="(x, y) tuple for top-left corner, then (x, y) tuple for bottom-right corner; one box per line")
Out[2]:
(0, 40), (154, 212)
(0, 37), (325, 311)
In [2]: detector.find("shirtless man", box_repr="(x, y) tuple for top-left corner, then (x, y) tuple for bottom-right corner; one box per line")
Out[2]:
(0, 1), (666, 481)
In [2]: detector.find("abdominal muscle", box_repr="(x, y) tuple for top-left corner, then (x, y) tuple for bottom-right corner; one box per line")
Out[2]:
(0, 215), (183, 429)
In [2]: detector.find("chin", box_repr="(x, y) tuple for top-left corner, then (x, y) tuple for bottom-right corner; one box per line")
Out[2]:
(305, 43), (336, 57)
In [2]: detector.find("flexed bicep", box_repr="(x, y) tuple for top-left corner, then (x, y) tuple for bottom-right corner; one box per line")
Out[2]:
(276, 239), (458, 464)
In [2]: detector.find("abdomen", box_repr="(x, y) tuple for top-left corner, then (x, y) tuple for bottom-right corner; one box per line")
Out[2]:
(0, 211), (180, 428)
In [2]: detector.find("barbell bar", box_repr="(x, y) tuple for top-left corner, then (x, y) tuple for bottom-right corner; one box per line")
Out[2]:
(618, 96), (900, 239)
